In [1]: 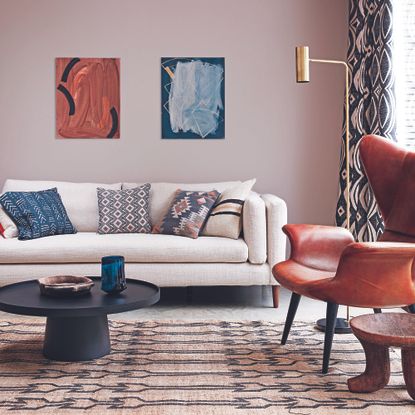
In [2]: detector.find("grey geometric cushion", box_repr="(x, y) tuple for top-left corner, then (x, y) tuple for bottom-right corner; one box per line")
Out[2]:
(97, 184), (151, 234)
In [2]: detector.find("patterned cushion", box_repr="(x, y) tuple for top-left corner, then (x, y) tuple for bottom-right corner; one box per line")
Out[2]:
(97, 184), (151, 234)
(0, 207), (18, 239)
(153, 189), (220, 239)
(203, 179), (256, 239)
(0, 188), (77, 241)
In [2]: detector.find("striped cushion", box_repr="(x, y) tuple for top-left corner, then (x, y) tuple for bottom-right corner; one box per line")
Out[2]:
(203, 179), (256, 239)
(209, 198), (245, 217)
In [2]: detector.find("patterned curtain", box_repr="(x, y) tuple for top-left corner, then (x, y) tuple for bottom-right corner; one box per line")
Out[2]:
(336, 0), (396, 242)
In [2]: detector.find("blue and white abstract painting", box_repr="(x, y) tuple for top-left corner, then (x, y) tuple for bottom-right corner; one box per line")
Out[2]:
(161, 57), (225, 139)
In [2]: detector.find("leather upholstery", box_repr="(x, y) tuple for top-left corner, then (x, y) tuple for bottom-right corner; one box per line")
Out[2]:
(283, 224), (354, 272)
(273, 135), (415, 308)
(359, 136), (415, 240)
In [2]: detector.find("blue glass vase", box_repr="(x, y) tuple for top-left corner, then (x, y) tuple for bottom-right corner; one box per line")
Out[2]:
(101, 256), (127, 294)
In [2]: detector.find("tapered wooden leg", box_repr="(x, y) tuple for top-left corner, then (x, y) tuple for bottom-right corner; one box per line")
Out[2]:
(373, 308), (382, 314)
(348, 339), (390, 393)
(271, 286), (279, 308)
(322, 302), (339, 374)
(402, 348), (415, 400)
(281, 292), (301, 345)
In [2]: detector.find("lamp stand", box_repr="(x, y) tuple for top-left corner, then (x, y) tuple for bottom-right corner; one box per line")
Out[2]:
(306, 57), (352, 335)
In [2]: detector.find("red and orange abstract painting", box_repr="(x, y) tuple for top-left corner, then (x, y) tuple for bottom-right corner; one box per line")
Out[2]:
(56, 58), (120, 139)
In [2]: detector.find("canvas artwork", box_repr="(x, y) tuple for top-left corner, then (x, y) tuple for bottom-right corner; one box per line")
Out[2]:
(161, 57), (225, 139)
(56, 58), (120, 139)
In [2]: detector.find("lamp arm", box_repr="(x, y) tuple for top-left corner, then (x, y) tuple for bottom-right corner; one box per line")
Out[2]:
(309, 59), (352, 79)
(310, 58), (351, 230)
(310, 58), (347, 66)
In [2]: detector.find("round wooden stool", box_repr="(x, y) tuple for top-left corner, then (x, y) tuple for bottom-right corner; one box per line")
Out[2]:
(349, 313), (415, 399)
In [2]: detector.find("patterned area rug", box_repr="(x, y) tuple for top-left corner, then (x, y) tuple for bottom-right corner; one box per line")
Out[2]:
(0, 320), (413, 414)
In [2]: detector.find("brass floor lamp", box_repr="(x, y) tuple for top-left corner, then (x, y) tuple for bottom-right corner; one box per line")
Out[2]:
(295, 46), (352, 334)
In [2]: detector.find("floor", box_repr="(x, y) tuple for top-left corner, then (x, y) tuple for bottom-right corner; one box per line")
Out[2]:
(0, 285), (389, 323)
(113, 285), (377, 322)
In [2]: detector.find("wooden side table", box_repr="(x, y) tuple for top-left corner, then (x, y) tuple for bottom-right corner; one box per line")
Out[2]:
(348, 313), (415, 400)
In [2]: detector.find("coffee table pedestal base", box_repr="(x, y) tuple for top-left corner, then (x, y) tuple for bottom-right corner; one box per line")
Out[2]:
(43, 315), (110, 361)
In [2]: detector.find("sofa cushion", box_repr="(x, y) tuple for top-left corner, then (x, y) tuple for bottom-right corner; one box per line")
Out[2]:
(0, 207), (18, 239)
(0, 188), (77, 240)
(0, 233), (248, 264)
(203, 179), (256, 239)
(153, 189), (220, 238)
(97, 184), (152, 234)
(123, 181), (241, 225)
(2, 180), (121, 232)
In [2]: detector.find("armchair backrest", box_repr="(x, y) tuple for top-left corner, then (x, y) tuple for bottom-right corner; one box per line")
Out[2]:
(359, 135), (415, 242)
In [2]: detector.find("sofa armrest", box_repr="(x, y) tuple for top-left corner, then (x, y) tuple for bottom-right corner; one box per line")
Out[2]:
(261, 194), (288, 267)
(243, 193), (267, 264)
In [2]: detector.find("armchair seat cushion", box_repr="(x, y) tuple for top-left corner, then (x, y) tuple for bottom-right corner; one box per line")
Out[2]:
(274, 241), (415, 307)
(0, 233), (249, 264)
(273, 260), (334, 298)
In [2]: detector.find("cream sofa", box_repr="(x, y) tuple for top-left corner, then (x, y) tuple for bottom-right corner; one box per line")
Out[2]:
(0, 179), (287, 304)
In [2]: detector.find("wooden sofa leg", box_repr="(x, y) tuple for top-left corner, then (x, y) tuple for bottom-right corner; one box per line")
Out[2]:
(272, 286), (279, 308)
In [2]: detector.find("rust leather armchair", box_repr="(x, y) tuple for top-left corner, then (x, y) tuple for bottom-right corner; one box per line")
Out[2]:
(273, 135), (415, 374)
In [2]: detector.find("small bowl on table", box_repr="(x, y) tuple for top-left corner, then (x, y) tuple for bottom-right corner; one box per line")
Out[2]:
(38, 276), (94, 297)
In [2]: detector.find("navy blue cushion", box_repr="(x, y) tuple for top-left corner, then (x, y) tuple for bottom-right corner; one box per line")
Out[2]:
(0, 188), (77, 240)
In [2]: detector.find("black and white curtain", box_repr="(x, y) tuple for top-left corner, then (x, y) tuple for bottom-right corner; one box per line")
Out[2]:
(336, 0), (396, 242)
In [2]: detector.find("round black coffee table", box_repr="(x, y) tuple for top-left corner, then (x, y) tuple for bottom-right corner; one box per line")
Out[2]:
(0, 277), (160, 361)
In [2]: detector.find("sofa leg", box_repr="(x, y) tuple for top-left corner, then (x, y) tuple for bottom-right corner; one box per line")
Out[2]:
(271, 286), (279, 308)
(281, 292), (301, 345)
(373, 308), (382, 314)
(322, 302), (339, 374)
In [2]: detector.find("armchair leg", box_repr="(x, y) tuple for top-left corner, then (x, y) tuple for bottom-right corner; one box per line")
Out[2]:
(373, 308), (382, 314)
(322, 302), (339, 374)
(281, 292), (301, 345)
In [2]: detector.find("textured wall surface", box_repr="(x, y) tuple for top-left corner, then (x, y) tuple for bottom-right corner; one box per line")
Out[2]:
(0, 0), (347, 224)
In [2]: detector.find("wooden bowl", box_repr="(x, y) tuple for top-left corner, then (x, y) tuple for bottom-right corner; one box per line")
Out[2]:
(38, 276), (94, 297)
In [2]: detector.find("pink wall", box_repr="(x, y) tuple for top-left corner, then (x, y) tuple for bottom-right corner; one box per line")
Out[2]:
(0, 0), (348, 225)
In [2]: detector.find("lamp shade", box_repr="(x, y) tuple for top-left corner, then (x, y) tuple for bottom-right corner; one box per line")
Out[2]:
(296, 46), (310, 83)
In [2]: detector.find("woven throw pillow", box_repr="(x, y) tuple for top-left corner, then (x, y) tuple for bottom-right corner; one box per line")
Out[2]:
(97, 184), (151, 234)
(0, 207), (18, 239)
(0, 188), (77, 241)
(153, 190), (220, 239)
(203, 179), (256, 239)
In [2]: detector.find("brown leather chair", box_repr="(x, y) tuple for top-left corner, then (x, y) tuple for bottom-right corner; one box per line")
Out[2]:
(273, 134), (415, 374)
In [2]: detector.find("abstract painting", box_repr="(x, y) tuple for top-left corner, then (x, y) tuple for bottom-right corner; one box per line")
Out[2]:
(161, 57), (225, 139)
(56, 58), (120, 139)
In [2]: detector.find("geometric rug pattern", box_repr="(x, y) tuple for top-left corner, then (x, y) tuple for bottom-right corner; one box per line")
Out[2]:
(0, 320), (413, 415)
